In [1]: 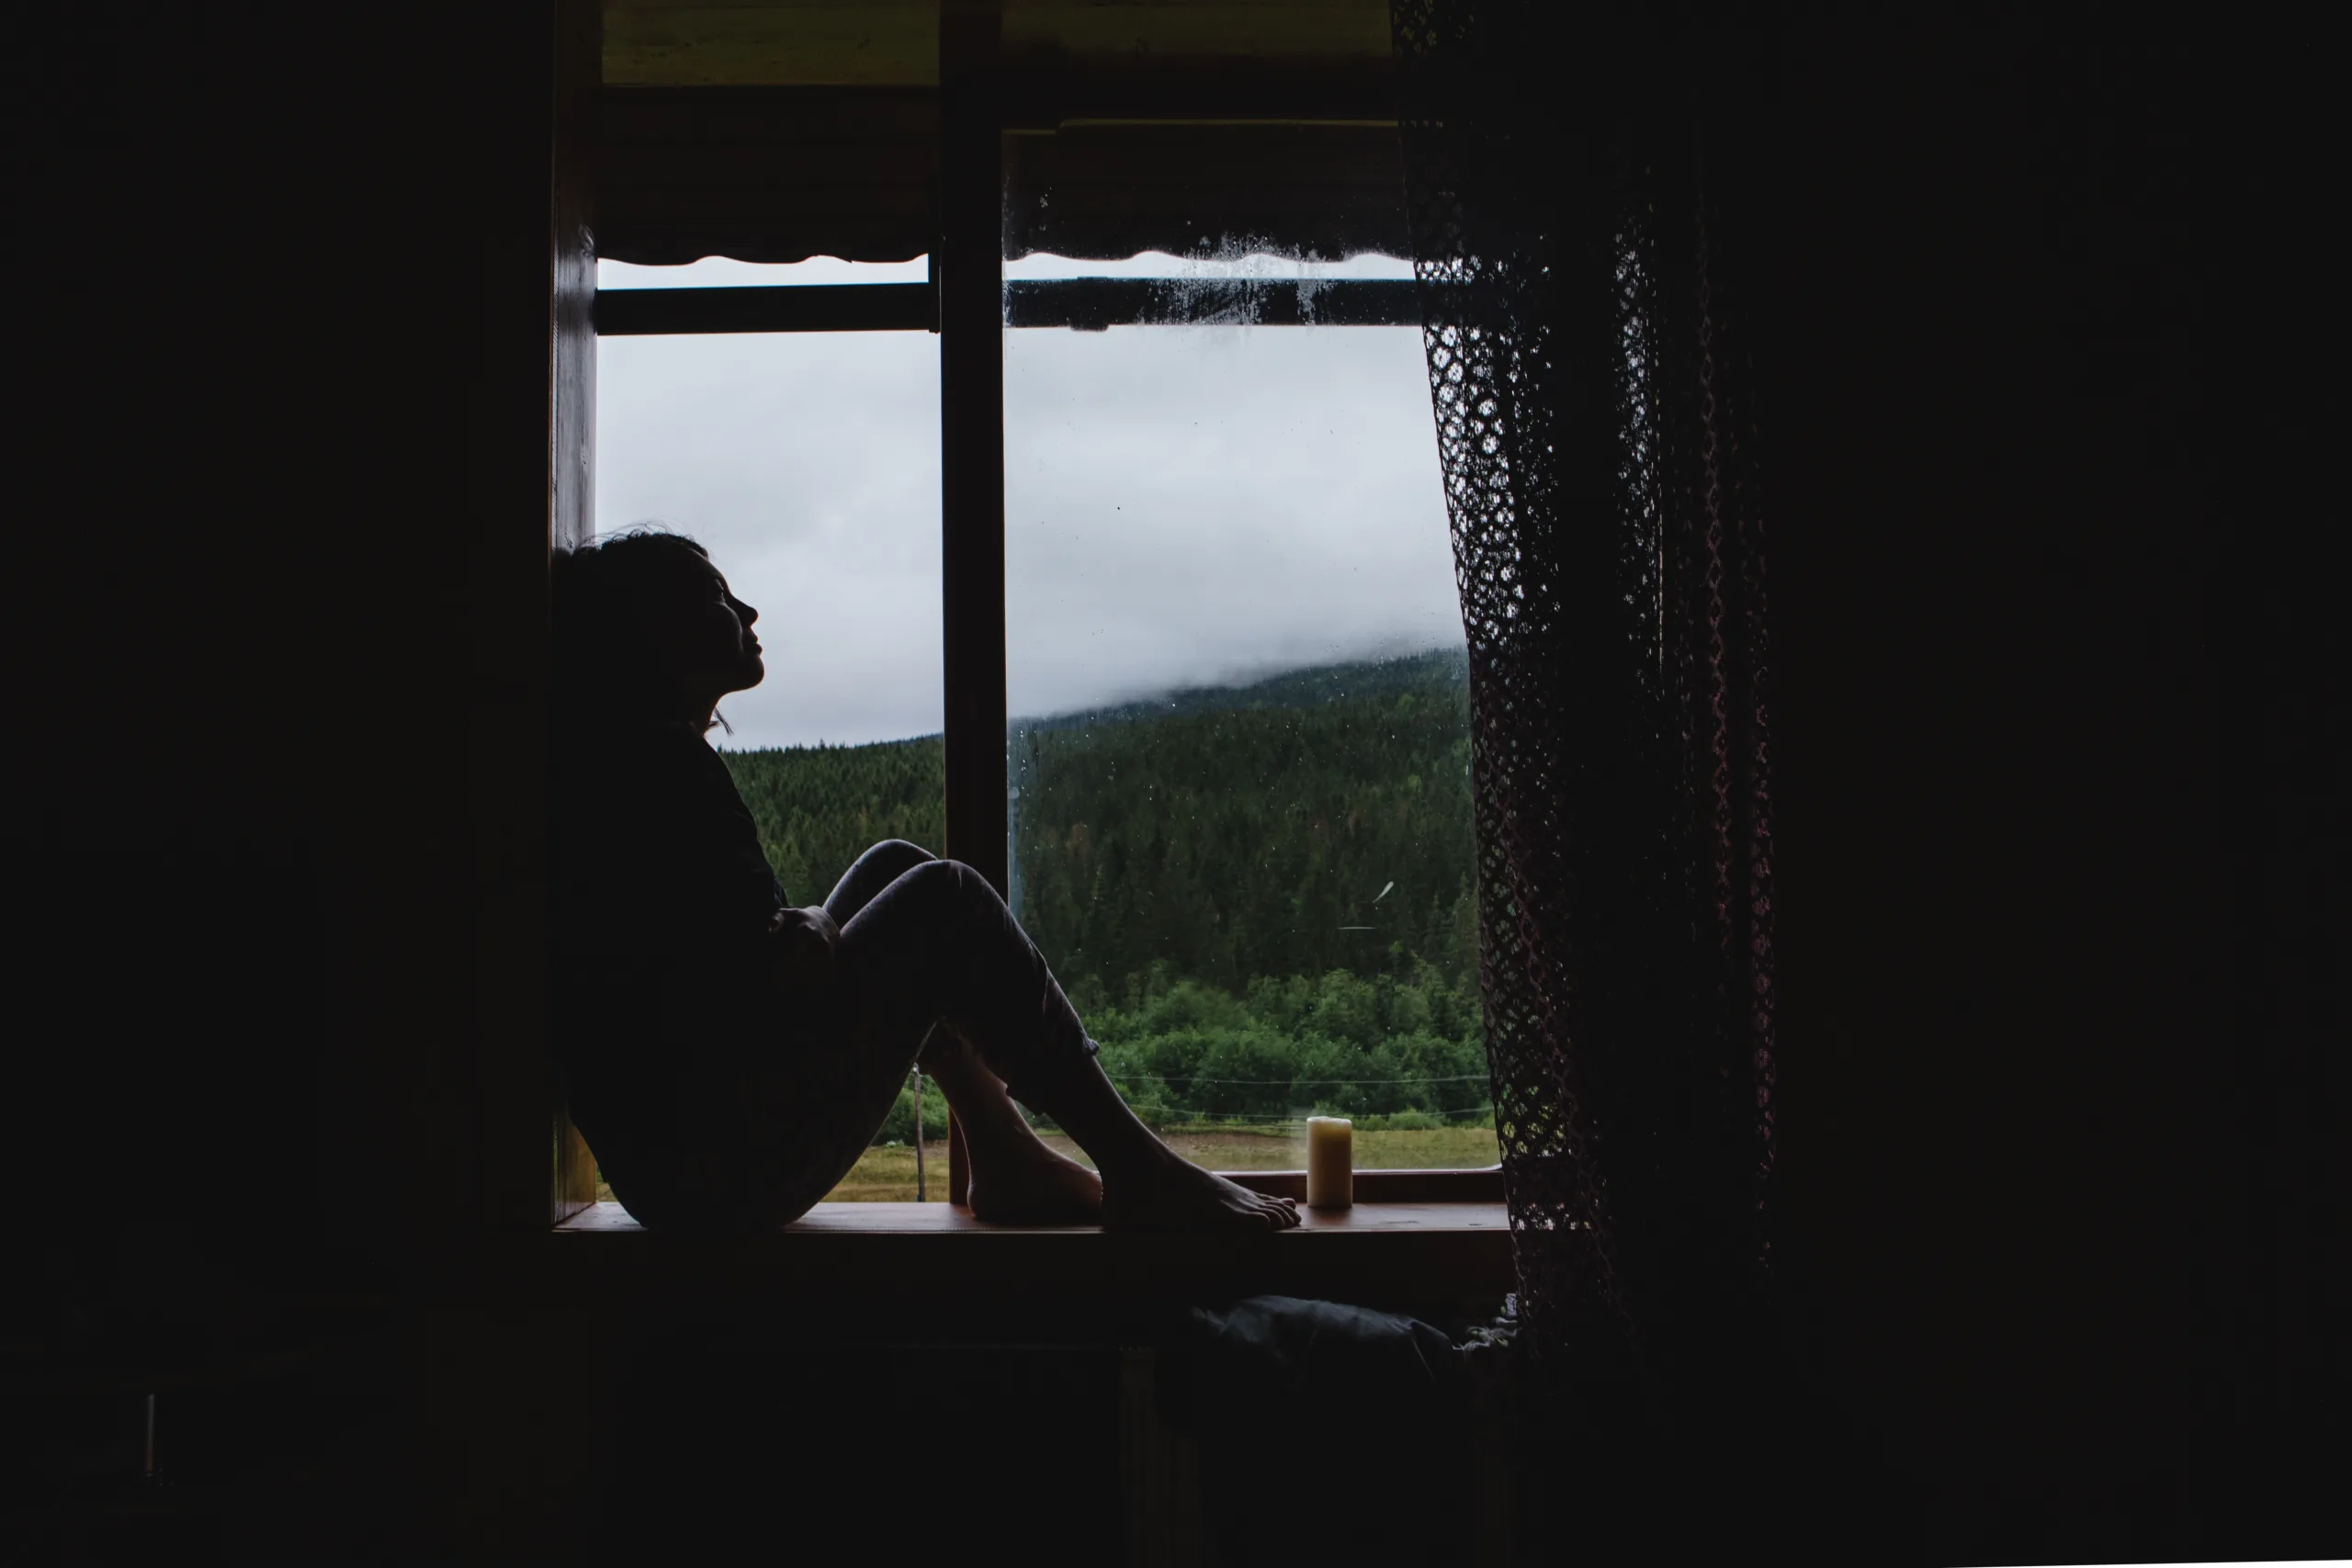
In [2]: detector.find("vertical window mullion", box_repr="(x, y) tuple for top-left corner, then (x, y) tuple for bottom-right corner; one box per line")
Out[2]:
(937, 5), (1004, 1205)
(938, 46), (1006, 897)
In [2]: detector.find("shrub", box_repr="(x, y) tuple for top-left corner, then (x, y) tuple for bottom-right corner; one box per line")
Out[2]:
(860, 969), (1490, 1148)
(872, 1076), (951, 1146)
(1361, 1109), (1444, 1131)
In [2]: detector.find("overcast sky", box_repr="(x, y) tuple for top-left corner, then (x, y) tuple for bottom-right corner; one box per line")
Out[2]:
(596, 254), (1464, 750)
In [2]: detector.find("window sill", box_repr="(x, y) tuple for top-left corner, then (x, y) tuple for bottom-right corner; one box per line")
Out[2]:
(536, 1190), (1511, 1307)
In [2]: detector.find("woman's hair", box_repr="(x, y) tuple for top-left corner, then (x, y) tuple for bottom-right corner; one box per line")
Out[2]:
(550, 527), (729, 731)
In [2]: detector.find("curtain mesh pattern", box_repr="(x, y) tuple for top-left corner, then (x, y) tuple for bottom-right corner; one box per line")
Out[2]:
(1393, 0), (1776, 1407)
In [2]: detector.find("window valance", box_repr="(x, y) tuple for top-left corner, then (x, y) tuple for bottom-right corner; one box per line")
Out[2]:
(594, 86), (1408, 267)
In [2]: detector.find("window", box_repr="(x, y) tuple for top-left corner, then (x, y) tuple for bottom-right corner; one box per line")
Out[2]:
(594, 256), (954, 1202)
(1003, 251), (1493, 1179)
(595, 257), (942, 766)
(566, 51), (1503, 1216)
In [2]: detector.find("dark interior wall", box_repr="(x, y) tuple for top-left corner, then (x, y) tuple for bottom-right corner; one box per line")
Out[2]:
(6, 15), (567, 1554)
(6, 2), (555, 1263)
(6, 6), (581, 1554)
(1766, 0), (2214, 1514)
(2, 5), (2332, 1562)
(1759, 7), (2338, 1561)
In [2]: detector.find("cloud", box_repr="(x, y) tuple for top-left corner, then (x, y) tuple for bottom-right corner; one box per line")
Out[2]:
(1004, 323), (1461, 718)
(596, 330), (945, 748)
(596, 284), (1459, 750)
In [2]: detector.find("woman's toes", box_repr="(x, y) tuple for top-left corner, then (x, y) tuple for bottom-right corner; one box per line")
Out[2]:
(1102, 1158), (1312, 1232)
(1245, 1190), (1293, 1228)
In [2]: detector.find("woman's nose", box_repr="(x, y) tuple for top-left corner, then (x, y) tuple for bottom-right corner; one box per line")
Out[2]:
(737, 598), (759, 626)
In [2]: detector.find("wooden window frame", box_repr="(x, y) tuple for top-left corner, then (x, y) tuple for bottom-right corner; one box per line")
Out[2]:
(541, 5), (1498, 1227)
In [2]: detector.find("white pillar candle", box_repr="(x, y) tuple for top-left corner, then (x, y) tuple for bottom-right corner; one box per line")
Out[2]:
(1306, 1116), (1353, 1209)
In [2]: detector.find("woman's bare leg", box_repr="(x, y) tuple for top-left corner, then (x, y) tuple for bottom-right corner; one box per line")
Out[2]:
(827, 841), (1102, 1221)
(917, 1030), (1102, 1223)
(1006, 1053), (1300, 1233)
(834, 857), (1297, 1232)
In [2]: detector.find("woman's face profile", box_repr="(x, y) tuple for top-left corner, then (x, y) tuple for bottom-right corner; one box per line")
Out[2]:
(647, 551), (764, 702)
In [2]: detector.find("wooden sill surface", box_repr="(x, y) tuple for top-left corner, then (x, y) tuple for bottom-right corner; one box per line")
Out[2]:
(537, 1198), (1513, 1305)
(560, 1198), (1505, 1235)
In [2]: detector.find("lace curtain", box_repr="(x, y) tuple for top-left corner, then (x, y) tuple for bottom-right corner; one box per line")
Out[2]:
(1394, 0), (1777, 1427)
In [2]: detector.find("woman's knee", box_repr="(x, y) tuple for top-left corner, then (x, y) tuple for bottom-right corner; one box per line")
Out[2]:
(838, 839), (936, 898)
(838, 860), (1016, 969)
(827, 839), (944, 923)
(857, 838), (936, 874)
(892, 853), (967, 894)
(885, 856), (1005, 919)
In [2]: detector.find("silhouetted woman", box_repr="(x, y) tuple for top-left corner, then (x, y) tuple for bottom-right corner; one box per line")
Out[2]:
(549, 528), (1300, 1236)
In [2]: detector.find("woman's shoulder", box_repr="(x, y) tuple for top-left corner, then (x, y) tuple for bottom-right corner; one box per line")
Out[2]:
(556, 716), (715, 774)
(554, 718), (763, 852)
(553, 720), (737, 848)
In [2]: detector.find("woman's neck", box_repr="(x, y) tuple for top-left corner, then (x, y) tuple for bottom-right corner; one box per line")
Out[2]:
(657, 682), (719, 733)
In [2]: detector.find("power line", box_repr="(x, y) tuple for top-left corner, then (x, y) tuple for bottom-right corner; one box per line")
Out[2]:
(1132, 1106), (1498, 1124)
(1105, 1072), (1488, 1087)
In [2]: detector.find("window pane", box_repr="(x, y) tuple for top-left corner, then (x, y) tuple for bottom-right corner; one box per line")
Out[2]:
(1004, 281), (1494, 1176)
(599, 256), (929, 288)
(594, 321), (949, 1201)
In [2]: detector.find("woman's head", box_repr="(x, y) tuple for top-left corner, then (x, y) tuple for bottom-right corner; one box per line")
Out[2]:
(550, 529), (763, 731)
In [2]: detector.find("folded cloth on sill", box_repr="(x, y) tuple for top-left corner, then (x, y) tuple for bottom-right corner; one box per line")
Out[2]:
(1168, 1294), (1471, 1567)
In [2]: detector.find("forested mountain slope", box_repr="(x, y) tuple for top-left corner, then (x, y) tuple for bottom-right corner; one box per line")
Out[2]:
(723, 734), (945, 909)
(1007, 647), (1477, 1003)
(719, 649), (1488, 1123)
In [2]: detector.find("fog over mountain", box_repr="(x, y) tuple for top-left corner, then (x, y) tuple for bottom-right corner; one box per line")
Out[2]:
(595, 255), (1464, 750)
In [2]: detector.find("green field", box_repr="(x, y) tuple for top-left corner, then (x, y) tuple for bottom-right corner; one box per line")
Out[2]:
(821, 1125), (1500, 1203)
(594, 1126), (1498, 1207)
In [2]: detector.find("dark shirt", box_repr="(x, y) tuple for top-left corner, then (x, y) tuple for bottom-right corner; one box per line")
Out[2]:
(551, 718), (784, 961)
(549, 717), (786, 1180)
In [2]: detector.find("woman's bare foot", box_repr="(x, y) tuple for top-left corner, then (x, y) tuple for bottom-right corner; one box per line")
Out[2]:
(964, 1137), (1104, 1224)
(915, 1028), (1104, 1224)
(1100, 1148), (1302, 1233)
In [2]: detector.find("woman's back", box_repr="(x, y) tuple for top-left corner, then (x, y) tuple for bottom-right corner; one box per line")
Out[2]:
(548, 714), (785, 1212)
(549, 714), (783, 964)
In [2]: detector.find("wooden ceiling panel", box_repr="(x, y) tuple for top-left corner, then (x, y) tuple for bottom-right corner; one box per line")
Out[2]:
(595, 3), (1405, 266)
(605, 2), (940, 87)
(605, 0), (1394, 86)
(597, 87), (939, 265)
